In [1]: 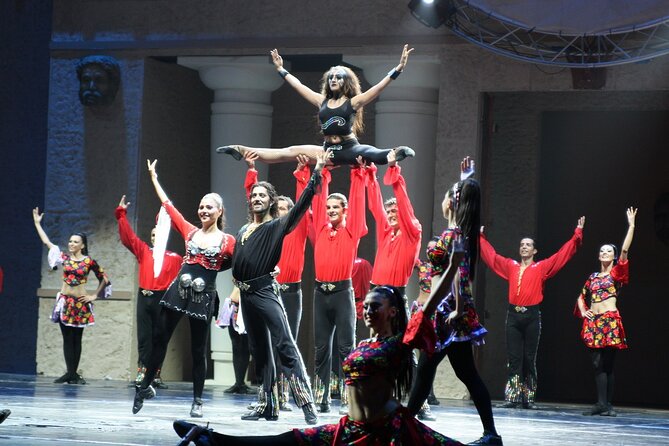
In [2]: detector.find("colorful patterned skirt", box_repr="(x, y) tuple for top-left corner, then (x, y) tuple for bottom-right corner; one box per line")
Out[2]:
(53, 293), (94, 327)
(581, 310), (628, 349)
(434, 293), (487, 351)
(293, 406), (463, 445)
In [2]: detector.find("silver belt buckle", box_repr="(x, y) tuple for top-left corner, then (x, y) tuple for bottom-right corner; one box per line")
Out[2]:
(141, 290), (153, 296)
(280, 283), (289, 292)
(514, 306), (527, 313)
(234, 280), (251, 292)
(320, 282), (336, 292)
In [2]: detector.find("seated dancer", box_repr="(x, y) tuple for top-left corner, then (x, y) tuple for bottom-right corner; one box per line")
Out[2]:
(216, 45), (415, 166)
(115, 195), (182, 389)
(406, 157), (503, 445)
(132, 160), (236, 418)
(241, 152), (312, 411)
(230, 151), (329, 424)
(311, 158), (368, 415)
(576, 207), (636, 417)
(174, 248), (467, 445)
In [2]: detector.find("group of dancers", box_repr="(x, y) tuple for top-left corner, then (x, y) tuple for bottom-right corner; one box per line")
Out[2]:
(30, 45), (637, 445)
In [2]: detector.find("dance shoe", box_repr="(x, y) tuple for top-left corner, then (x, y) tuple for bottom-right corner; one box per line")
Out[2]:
(393, 146), (415, 162)
(468, 432), (504, 445)
(53, 372), (72, 384)
(215, 145), (242, 161)
(302, 402), (319, 425)
(496, 401), (520, 409)
(190, 398), (203, 418)
(152, 378), (169, 390)
(338, 403), (349, 415)
(427, 394), (440, 406)
(523, 402), (539, 410)
(280, 401), (293, 412)
(601, 404), (618, 417)
(68, 373), (87, 385)
(417, 404), (437, 421)
(582, 403), (608, 416)
(0, 409), (10, 424)
(240, 406), (279, 421)
(174, 420), (214, 446)
(224, 383), (256, 395)
(317, 402), (331, 413)
(132, 385), (156, 414)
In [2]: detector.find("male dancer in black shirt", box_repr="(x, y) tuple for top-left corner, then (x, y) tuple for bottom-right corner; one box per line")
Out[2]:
(231, 150), (328, 424)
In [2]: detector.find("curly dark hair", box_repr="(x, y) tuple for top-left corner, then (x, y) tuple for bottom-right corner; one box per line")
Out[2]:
(248, 182), (279, 222)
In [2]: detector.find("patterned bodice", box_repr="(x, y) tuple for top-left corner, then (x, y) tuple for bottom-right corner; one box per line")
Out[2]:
(342, 335), (406, 385)
(60, 253), (106, 287)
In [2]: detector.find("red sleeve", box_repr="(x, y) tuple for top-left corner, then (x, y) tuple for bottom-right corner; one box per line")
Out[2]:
(348, 166), (368, 239)
(162, 201), (197, 240)
(479, 234), (512, 280)
(541, 227), (583, 279)
(311, 168), (331, 233)
(610, 259), (629, 285)
(365, 164), (389, 246)
(115, 206), (148, 261)
(244, 168), (258, 199)
(385, 165), (421, 242)
(403, 310), (437, 355)
(292, 164), (311, 242)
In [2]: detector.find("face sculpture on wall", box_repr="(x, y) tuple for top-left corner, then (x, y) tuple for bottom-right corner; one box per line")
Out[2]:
(75, 55), (121, 107)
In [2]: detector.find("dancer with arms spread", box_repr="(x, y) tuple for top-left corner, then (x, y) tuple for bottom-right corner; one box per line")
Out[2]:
(217, 45), (415, 166)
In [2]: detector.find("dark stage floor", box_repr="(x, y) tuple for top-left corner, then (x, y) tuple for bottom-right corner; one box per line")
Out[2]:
(0, 373), (667, 445)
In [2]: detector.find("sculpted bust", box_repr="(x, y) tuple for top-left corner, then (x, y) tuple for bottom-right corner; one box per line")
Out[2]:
(75, 55), (121, 107)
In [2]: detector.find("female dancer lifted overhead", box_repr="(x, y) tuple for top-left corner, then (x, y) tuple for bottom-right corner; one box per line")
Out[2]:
(217, 45), (415, 166)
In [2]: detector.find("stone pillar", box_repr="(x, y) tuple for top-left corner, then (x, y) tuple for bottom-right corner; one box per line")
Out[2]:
(178, 56), (284, 385)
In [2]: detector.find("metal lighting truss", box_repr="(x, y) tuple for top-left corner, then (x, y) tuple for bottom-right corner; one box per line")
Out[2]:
(444, 0), (669, 67)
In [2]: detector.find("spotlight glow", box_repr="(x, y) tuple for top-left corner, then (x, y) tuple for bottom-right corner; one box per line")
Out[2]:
(423, 0), (435, 3)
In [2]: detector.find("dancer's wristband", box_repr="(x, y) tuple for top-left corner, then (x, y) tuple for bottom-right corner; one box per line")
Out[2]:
(388, 68), (402, 80)
(278, 68), (289, 79)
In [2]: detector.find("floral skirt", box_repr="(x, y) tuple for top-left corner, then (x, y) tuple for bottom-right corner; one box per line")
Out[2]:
(293, 406), (462, 445)
(54, 293), (95, 327)
(434, 294), (487, 351)
(581, 310), (628, 349)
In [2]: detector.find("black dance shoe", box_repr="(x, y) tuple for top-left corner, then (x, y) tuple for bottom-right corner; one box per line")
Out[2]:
(53, 372), (72, 384)
(279, 401), (293, 412)
(393, 146), (415, 162)
(317, 402), (331, 413)
(427, 394), (440, 406)
(0, 409), (10, 425)
(190, 398), (204, 418)
(240, 406), (279, 421)
(601, 404), (618, 417)
(496, 401), (520, 409)
(301, 402), (318, 425)
(417, 404), (437, 421)
(68, 374), (87, 385)
(523, 402), (539, 410)
(132, 385), (156, 414)
(174, 420), (214, 446)
(468, 432), (504, 445)
(582, 403), (608, 416)
(215, 145), (242, 160)
(152, 377), (169, 390)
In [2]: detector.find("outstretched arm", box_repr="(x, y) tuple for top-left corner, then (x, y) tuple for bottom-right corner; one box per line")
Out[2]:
(541, 216), (585, 278)
(32, 207), (55, 250)
(272, 49), (325, 107)
(282, 150), (328, 234)
(422, 242), (465, 318)
(350, 44), (414, 110)
(619, 207), (636, 263)
(147, 159), (169, 203)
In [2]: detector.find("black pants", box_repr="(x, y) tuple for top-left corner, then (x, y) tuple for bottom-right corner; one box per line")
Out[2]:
(279, 286), (302, 339)
(229, 325), (250, 386)
(59, 323), (83, 376)
(504, 305), (541, 403)
(313, 286), (355, 405)
(591, 348), (617, 406)
(141, 306), (212, 399)
(408, 341), (497, 435)
(326, 138), (392, 165)
(241, 283), (313, 416)
(136, 290), (164, 366)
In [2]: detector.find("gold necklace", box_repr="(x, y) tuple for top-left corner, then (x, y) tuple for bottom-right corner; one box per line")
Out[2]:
(241, 222), (263, 245)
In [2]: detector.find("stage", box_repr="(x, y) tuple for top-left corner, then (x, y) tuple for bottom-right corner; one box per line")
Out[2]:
(0, 373), (667, 445)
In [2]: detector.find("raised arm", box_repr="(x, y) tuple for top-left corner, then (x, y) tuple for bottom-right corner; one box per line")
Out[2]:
(348, 159), (368, 239)
(147, 159), (169, 204)
(271, 49), (325, 107)
(243, 151), (259, 199)
(541, 216), (585, 279)
(365, 163), (390, 244)
(384, 154), (421, 241)
(479, 228), (512, 280)
(32, 207), (55, 250)
(311, 165), (332, 234)
(282, 150), (327, 234)
(619, 207), (636, 263)
(350, 44), (413, 110)
(115, 195), (147, 259)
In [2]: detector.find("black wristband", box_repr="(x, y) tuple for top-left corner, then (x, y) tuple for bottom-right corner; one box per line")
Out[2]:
(278, 68), (289, 79)
(388, 68), (402, 80)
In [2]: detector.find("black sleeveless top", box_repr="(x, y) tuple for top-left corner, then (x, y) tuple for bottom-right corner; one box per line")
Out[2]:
(318, 99), (355, 136)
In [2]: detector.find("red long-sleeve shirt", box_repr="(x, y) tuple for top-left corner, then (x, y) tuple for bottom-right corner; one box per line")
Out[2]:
(115, 206), (182, 291)
(479, 228), (583, 306)
(244, 165), (311, 283)
(366, 164), (422, 287)
(312, 167), (367, 282)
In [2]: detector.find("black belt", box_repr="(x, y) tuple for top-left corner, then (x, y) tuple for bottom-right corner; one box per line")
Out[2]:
(234, 274), (275, 294)
(509, 304), (539, 313)
(315, 279), (352, 294)
(370, 283), (406, 297)
(278, 282), (301, 293)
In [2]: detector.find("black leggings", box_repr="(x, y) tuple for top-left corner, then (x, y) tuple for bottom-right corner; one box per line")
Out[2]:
(326, 138), (392, 165)
(408, 341), (497, 435)
(590, 348), (617, 406)
(141, 307), (212, 399)
(59, 323), (84, 375)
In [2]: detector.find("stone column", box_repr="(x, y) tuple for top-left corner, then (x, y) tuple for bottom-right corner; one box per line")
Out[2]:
(178, 56), (284, 385)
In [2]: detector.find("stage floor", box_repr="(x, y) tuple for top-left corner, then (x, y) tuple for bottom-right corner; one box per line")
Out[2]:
(0, 373), (667, 445)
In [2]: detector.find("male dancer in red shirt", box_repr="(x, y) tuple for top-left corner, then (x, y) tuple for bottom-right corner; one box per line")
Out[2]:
(115, 195), (182, 388)
(311, 161), (367, 414)
(480, 216), (585, 409)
